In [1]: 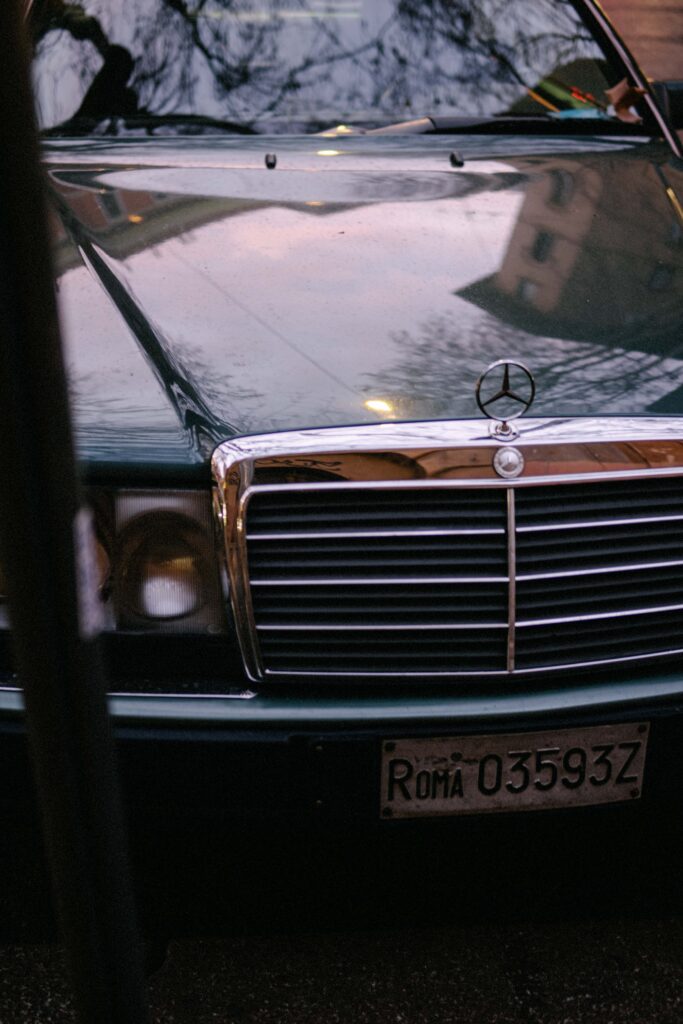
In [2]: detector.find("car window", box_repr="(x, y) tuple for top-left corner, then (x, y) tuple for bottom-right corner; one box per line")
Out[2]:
(30, 0), (621, 134)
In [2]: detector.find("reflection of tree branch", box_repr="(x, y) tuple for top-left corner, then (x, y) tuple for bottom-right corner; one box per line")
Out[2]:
(32, 0), (610, 129)
(30, 0), (109, 55)
(159, 0), (271, 108)
(254, 14), (398, 120)
(144, 0), (604, 122)
(366, 311), (680, 414)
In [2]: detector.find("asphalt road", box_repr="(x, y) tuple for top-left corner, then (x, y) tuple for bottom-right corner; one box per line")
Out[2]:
(0, 914), (682, 1023)
(0, 810), (681, 1024)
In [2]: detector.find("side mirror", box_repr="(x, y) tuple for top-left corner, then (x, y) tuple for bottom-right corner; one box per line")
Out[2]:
(651, 80), (683, 129)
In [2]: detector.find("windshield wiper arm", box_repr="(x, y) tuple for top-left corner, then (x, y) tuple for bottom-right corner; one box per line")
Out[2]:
(368, 114), (649, 136)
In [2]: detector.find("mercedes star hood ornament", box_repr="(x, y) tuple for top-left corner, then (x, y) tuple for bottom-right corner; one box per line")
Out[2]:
(475, 360), (535, 439)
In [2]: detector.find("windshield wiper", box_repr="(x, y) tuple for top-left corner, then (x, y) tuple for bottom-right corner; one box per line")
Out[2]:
(42, 113), (259, 138)
(367, 114), (650, 136)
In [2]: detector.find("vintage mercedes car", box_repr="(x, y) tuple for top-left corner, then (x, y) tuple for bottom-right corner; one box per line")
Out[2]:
(5, 0), (683, 925)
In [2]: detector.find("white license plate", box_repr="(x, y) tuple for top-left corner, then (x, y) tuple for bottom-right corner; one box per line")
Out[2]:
(380, 723), (649, 819)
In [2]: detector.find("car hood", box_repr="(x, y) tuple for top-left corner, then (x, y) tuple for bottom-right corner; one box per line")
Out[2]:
(46, 133), (683, 476)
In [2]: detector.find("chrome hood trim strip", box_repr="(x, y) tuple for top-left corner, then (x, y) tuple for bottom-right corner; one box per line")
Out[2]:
(213, 417), (683, 472)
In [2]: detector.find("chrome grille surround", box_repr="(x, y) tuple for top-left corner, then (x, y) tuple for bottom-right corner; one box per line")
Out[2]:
(211, 418), (683, 683)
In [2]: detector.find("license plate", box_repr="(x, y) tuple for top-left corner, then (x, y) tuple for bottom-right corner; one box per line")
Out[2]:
(380, 723), (649, 819)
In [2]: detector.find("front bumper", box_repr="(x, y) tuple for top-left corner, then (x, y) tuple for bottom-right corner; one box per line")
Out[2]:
(1, 673), (682, 938)
(2, 670), (683, 826)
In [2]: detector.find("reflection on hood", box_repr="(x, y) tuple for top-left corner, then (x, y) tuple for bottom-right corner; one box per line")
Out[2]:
(47, 134), (683, 471)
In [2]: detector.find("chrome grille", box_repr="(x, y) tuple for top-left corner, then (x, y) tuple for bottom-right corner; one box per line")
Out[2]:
(243, 475), (683, 678)
(514, 478), (683, 672)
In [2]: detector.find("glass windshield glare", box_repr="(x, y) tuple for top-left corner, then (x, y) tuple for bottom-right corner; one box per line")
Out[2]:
(31, 0), (619, 133)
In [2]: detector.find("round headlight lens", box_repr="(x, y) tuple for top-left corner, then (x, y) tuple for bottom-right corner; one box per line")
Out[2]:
(118, 512), (209, 622)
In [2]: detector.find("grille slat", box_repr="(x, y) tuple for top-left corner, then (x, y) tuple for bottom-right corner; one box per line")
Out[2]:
(518, 564), (683, 618)
(247, 488), (506, 533)
(518, 601), (683, 627)
(243, 475), (683, 678)
(248, 527), (505, 540)
(253, 581), (508, 627)
(260, 627), (507, 674)
(518, 610), (683, 668)
(248, 531), (507, 583)
(259, 618), (509, 626)
(519, 513), (683, 533)
(251, 576), (509, 586)
(519, 558), (683, 581)
(515, 478), (683, 525)
(517, 522), (683, 573)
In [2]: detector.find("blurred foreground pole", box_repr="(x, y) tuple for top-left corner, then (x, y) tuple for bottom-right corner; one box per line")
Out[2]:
(0, 4), (149, 1021)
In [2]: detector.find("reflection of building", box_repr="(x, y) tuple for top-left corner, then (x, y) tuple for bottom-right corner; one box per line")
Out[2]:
(495, 162), (602, 314)
(49, 176), (259, 276)
(459, 156), (683, 356)
(49, 162), (511, 276)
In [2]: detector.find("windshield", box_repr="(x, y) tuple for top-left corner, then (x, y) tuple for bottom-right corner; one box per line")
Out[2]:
(30, 0), (624, 134)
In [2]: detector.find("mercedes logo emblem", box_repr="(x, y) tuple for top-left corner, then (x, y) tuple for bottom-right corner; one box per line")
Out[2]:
(493, 446), (525, 479)
(475, 360), (535, 435)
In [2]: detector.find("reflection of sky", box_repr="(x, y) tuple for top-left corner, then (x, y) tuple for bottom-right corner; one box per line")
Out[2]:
(89, 185), (521, 424)
(33, 30), (101, 128)
(59, 260), (190, 437)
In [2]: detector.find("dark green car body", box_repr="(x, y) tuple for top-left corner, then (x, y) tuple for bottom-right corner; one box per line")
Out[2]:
(2, 0), (683, 934)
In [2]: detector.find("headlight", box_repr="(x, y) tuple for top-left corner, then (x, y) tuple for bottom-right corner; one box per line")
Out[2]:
(111, 490), (226, 634)
(118, 512), (209, 621)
